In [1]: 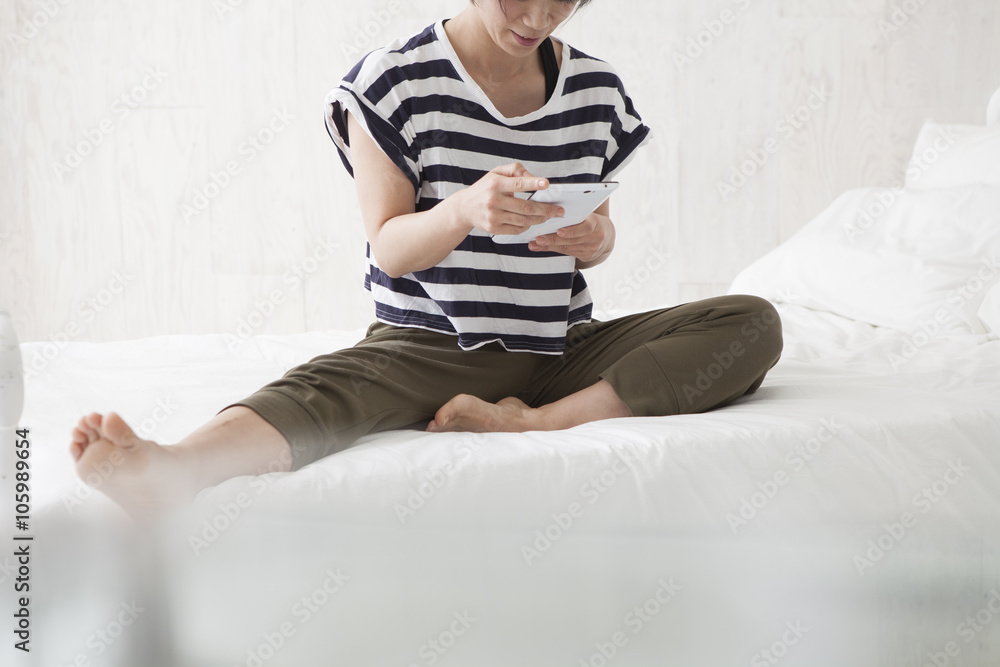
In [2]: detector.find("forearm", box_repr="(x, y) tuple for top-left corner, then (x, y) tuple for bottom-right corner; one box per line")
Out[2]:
(370, 199), (473, 279)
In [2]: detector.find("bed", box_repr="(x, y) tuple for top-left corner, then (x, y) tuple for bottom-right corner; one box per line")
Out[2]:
(4, 93), (1000, 667)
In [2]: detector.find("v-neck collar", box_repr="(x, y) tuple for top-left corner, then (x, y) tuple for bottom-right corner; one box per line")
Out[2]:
(435, 19), (569, 125)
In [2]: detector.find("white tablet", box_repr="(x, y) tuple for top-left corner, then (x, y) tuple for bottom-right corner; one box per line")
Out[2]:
(491, 181), (619, 245)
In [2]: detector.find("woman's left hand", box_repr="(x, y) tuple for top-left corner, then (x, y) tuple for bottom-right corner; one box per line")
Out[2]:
(528, 211), (615, 264)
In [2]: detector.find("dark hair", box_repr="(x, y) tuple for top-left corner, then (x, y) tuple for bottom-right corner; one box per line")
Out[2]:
(472, 0), (594, 11)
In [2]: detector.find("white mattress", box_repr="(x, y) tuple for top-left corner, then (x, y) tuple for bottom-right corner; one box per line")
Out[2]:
(8, 303), (1000, 667)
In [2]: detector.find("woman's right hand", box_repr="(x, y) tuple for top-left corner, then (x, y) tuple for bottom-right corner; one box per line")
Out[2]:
(446, 163), (565, 237)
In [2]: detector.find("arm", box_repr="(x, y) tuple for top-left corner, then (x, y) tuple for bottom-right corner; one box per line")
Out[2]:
(347, 113), (564, 279)
(528, 199), (616, 271)
(347, 113), (469, 279)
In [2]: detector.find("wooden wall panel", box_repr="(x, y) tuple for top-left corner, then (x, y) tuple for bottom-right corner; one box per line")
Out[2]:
(776, 17), (889, 242)
(992, 10), (1000, 111)
(12, 0), (115, 21)
(558, 0), (682, 315)
(885, 0), (996, 111)
(778, 0), (886, 18)
(216, 273), (306, 341)
(291, 0), (422, 332)
(116, 109), (217, 338)
(202, 0), (301, 276)
(0, 1), (28, 335)
(676, 0), (784, 286)
(111, 0), (207, 108)
(1, 0), (998, 342)
(0, 0), (16, 72)
(8, 17), (129, 343)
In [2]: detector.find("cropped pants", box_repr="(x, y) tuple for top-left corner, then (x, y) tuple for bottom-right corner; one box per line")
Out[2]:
(228, 295), (783, 470)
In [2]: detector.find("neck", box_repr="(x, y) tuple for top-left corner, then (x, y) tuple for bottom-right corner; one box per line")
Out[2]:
(445, 8), (540, 82)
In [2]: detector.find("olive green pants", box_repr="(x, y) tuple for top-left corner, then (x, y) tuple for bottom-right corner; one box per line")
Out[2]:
(228, 295), (782, 470)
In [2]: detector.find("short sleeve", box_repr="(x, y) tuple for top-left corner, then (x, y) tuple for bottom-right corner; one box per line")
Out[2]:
(324, 52), (421, 192)
(601, 69), (652, 182)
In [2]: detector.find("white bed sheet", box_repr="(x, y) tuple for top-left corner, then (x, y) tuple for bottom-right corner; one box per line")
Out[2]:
(8, 303), (1000, 667)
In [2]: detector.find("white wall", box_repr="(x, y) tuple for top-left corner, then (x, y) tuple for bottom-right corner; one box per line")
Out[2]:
(1, 0), (998, 343)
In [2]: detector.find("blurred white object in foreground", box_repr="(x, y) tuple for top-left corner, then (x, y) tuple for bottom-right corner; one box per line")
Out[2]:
(0, 309), (25, 666)
(1, 308), (24, 534)
(0, 309), (23, 429)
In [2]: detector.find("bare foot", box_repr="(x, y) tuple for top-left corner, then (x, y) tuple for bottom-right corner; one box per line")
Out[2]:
(70, 412), (195, 522)
(426, 395), (543, 433)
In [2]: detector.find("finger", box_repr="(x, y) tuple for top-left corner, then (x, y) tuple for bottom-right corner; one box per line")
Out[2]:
(530, 239), (599, 262)
(531, 235), (582, 251)
(492, 206), (550, 230)
(499, 174), (549, 194)
(528, 238), (587, 256)
(507, 197), (563, 221)
(535, 224), (597, 247)
(554, 221), (594, 239)
(490, 192), (558, 221)
(492, 162), (529, 178)
(490, 212), (548, 235)
(532, 232), (598, 253)
(492, 163), (544, 185)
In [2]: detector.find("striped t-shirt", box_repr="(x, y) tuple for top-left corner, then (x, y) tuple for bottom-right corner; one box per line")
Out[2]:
(325, 20), (651, 354)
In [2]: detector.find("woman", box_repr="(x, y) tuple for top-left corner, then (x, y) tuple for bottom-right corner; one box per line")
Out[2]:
(69, 0), (782, 519)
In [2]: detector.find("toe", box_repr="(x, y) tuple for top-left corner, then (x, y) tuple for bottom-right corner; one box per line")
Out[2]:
(433, 409), (453, 430)
(85, 412), (103, 427)
(102, 412), (141, 449)
(75, 419), (99, 444)
(69, 441), (82, 461)
(71, 426), (90, 446)
(435, 396), (465, 425)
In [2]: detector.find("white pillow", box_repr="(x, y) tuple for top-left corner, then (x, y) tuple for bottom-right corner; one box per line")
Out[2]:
(728, 184), (1000, 337)
(988, 87), (1000, 126)
(978, 283), (1000, 336)
(905, 121), (1000, 189)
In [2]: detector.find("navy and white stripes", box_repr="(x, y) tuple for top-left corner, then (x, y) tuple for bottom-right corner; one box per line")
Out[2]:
(326, 20), (650, 354)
